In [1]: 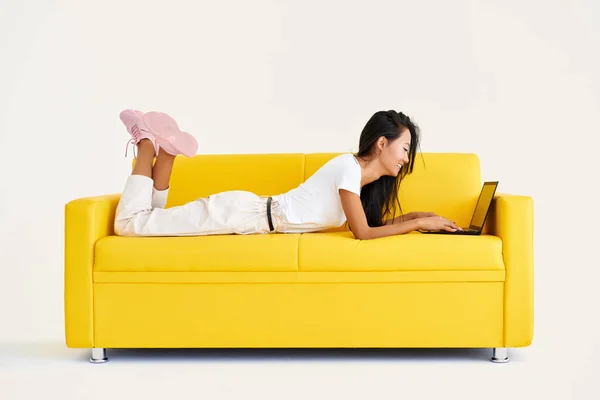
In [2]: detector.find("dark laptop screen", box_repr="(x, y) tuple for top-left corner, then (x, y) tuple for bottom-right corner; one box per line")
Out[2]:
(470, 182), (498, 229)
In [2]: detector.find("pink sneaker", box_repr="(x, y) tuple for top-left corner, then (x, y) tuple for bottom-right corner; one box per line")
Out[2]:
(142, 111), (198, 157)
(119, 109), (159, 157)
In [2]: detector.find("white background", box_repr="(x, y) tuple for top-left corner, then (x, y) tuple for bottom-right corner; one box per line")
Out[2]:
(1, 0), (599, 398)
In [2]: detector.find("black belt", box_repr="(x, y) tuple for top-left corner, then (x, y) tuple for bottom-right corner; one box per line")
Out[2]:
(266, 196), (275, 232)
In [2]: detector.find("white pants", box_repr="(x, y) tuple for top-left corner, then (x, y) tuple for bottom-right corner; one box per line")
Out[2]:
(114, 175), (287, 236)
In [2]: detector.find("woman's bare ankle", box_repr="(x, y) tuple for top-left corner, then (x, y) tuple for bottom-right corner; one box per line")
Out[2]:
(136, 138), (156, 156)
(152, 147), (176, 190)
(131, 139), (155, 178)
(157, 147), (176, 159)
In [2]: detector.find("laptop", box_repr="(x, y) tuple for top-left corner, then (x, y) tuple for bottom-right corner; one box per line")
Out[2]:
(420, 181), (498, 235)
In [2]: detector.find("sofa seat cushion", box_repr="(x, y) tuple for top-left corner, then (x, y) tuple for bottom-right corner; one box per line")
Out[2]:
(298, 231), (505, 272)
(94, 234), (301, 272)
(93, 231), (505, 283)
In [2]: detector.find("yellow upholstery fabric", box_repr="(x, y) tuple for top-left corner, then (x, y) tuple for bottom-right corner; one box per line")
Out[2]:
(94, 231), (503, 273)
(93, 282), (504, 348)
(487, 193), (535, 347)
(64, 152), (534, 351)
(163, 153), (305, 207)
(95, 234), (301, 272)
(64, 194), (119, 348)
(298, 231), (504, 272)
(93, 271), (505, 283)
(395, 153), (483, 226)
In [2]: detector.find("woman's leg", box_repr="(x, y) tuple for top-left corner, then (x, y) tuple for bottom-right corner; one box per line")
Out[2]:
(152, 147), (175, 191)
(114, 109), (208, 236)
(131, 139), (155, 179)
(114, 129), (212, 237)
(121, 109), (193, 210)
(115, 138), (157, 235)
(150, 147), (174, 209)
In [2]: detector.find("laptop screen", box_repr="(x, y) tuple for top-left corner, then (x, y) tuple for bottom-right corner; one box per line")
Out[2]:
(470, 182), (498, 229)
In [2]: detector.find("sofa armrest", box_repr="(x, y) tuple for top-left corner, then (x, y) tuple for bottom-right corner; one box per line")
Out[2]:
(64, 194), (120, 348)
(485, 192), (534, 347)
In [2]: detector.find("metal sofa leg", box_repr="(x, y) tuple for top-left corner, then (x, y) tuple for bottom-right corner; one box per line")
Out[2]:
(90, 348), (108, 363)
(490, 347), (509, 363)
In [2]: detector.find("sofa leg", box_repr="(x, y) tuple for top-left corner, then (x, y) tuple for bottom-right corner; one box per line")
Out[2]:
(90, 348), (108, 364)
(490, 347), (509, 363)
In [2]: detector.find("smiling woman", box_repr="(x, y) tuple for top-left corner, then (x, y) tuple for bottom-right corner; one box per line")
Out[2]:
(339, 110), (460, 239)
(112, 109), (459, 239)
(352, 111), (420, 228)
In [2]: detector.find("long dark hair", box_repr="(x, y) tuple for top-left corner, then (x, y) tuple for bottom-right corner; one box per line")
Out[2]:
(353, 110), (421, 228)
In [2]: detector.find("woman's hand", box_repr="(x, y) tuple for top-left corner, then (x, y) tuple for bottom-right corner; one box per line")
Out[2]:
(417, 215), (462, 232)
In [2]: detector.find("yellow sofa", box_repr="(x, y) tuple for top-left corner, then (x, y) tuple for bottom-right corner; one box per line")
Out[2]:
(64, 152), (534, 363)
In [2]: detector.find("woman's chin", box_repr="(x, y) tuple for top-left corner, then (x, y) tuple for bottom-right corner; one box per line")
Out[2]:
(387, 166), (401, 176)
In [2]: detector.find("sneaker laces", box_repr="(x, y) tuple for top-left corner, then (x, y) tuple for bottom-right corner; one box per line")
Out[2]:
(124, 138), (138, 158)
(124, 124), (145, 158)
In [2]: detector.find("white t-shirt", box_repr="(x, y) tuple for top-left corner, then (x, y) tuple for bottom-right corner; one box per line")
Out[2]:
(274, 153), (362, 232)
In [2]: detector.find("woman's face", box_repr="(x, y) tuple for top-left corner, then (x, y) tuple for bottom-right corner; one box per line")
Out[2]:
(380, 128), (411, 176)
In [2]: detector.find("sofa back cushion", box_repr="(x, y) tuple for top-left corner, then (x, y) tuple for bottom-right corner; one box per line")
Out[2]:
(396, 153), (483, 226)
(165, 152), (482, 228)
(165, 153), (305, 207)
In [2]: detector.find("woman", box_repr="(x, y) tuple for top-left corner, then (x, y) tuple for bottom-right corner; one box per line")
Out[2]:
(114, 109), (460, 239)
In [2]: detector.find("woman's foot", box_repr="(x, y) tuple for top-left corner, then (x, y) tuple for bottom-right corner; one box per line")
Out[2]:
(142, 111), (198, 157)
(119, 109), (159, 157)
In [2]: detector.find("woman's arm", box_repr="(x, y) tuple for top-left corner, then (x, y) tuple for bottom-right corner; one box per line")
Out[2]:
(340, 190), (459, 239)
(384, 215), (408, 225)
(383, 211), (437, 225)
(340, 189), (422, 239)
(363, 219), (423, 239)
